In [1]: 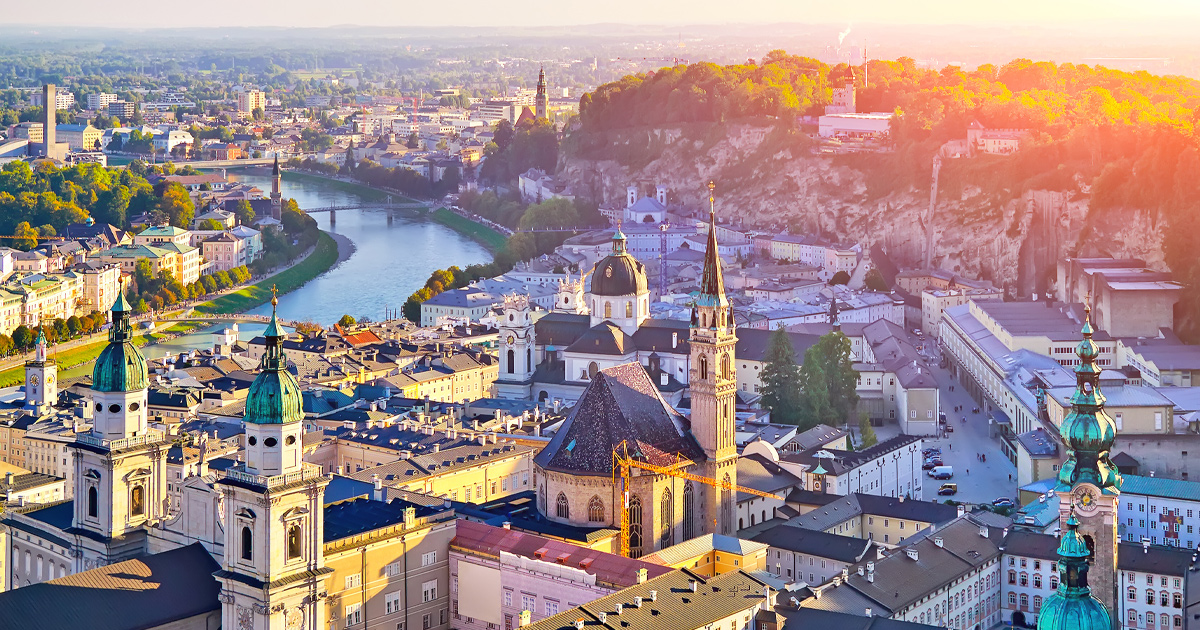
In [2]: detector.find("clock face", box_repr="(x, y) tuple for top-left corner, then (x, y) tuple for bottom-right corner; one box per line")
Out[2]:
(29, 375), (39, 386)
(1073, 484), (1100, 513)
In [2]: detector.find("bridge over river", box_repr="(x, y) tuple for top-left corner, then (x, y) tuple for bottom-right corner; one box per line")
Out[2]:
(140, 313), (302, 329)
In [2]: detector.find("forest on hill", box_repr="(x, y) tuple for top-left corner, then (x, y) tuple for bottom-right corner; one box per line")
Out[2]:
(570, 53), (1200, 342)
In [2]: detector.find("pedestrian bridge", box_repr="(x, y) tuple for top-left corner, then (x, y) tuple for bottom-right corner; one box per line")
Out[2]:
(143, 313), (302, 329)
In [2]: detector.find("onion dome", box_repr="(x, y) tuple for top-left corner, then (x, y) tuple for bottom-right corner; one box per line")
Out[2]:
(244, 291), (302, 425)
(1056, 302), (1122, 493)
(1036, 512), (1111, 630)
(590, 227), (648, 297)
(92, 291), (148, 393)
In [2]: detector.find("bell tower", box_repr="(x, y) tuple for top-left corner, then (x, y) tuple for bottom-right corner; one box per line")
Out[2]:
(689, 181), (738, 536)
(217, 290), (330, 630)
(1054, 301), (1121, 624)
(495, 294), (536, 399)
(270, 154), (283, 220)
(71, 291), (168, 567)
(24, 327), (57, 413)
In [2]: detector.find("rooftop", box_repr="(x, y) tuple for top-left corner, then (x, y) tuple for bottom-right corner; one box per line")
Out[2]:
(751, 524), (873, 563)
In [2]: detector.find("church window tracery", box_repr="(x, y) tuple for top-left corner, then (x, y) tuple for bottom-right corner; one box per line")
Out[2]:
(629, 495), (643, 558)
(660, 489), (673, 548)
(588, 496), (604, 522)
(556, 492), (569, 519)
(683, 482), (696, 540)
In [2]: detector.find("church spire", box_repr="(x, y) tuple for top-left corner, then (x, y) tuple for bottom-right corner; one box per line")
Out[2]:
(1056, 297), (1122, 494)
(697, 181), (727, 310)
(1035, 509), (1112, 630)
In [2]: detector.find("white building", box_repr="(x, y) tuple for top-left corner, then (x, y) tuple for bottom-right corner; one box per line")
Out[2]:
(86, 93), (118, 111)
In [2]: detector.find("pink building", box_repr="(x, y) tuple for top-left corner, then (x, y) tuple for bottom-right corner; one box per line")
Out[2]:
(449, 520), (674, 630)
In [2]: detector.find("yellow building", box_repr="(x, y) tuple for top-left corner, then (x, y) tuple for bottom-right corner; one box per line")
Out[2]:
(642, 533), (768, 577)
(785, 492), (960, 547)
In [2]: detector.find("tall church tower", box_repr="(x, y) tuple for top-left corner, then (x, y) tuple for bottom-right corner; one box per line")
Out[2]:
(24, 327), (57, 413)
(1054, 302), (1121, 624)
(495, 294), (537, 400)
(689, 181), (738, 535)
(535, 66), (549, 121)
(70, 292), (168, 567)
(217, 292), (330, 630)
(270, 154), (283, 220)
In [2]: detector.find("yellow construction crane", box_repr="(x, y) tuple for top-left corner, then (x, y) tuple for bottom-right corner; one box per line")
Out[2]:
(611, 441), (782, 557)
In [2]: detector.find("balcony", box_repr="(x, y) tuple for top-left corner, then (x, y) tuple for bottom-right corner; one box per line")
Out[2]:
(224, 462), (326, 489)
(77, 428), (166, 451)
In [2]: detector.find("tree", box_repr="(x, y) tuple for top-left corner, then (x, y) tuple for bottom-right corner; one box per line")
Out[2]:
(864, 268), (889, 292)
(294, 321), (322, 337)
(155, 182), (195, 228)
(405, 133), (419, 149)
(231, 199), (256, 226)
(198, 218), (223, 230)
(758, 326), (804, 425)
(11, 221), (38, 251)
(829, 270), (851, 285)
(800, 332), (860, 427)
(858, 412), (878, 449)
(336, 314), (357, 328)
(12, 325), (32, 349)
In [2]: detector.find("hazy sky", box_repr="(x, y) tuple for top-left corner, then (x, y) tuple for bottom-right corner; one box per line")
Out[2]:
(7, 0), (1200, 28)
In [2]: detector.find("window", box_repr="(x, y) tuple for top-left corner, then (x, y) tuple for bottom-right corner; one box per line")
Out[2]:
(1034, 596), (1042, 611)
(345, 604), (362, 627)
(1019, 573), (1028, 587)
(586, 496), (604, 522)
(1174, 592), (1183, 608)
(422, 551), (438, 566)
(1129, 586), (1140, 601)
(556, 493), (570, 519)
(504, 590), (512, 607)
(287, 523), (302, 560)
(660, 489), (674, 548)
(521, 594), (535, 612)
(1149, 589), (1156, 604)
(1034, 575), (1042, 588)
(423, 614), (431, 630)
(385, 561), (401, 577)
(422, 579), (438, 603)
(545, 601), (559, 616)
(1020, 594), (1028, 608)
(1162, 591), (1170, 606)
(625, 302), (633, 318)
(604, 302), (612, 318)
(241, 526), (253, 561)
(130, 485), (145, 516)
(346, 574), (362, 590)
(683, 482), (696, 541)
(87, 486), (98, 518)
(385, 592), (401, 614)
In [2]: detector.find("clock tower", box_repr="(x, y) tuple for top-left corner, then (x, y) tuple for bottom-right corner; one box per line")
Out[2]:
(24, 327), (57, 413)
(1054, 302), (1121, 625)
(495, 293), (536, 400)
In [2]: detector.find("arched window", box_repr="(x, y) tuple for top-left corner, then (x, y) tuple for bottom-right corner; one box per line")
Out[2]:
(699, 356), (708, 381)
(1161, 613), (1171, 629)
(604, 302), (612, 319)
(588, 362), (599, 379)
(625, 301), (633, 318)
(130, 485), (145, 516)
(682, 482), (695, 541)
(241, 526), (253, 561)
(1148, 589), (1156, 605)
(720, 474), (732, 535)
(1174, 592), (1184, 608)
(660, 489), (673, 548)
(587, 496), (604, 522)
(507, 349), (515, 374)
(721, 354), (730, 380)
(1161, 591), (1170, 607)
(1033, 595), (1042, 611)
(1033, 574), (1041, 588)
(87, 486), (98, 518)
(1019, 593), (1028, 608)
(527, 348), (532, 371)
(556, 492), (569, 519)
(287, 524), (302, 560)
(628, 495), (643, 558)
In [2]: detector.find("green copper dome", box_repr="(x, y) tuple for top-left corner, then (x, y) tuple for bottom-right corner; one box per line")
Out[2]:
(244, 294), (302, 425)
(1037, 514), (1111, 630)
(92, 292), (149, 393)
(1056, 305), (1122, 494)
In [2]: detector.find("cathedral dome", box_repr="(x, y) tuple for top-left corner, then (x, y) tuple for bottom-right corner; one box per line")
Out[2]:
(244, 296), (303, 425)
(590, 229), (648, 297)
(92, 293), (148, 393)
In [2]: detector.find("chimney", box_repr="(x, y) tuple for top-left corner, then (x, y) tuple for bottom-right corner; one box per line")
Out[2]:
(518, 610), (531, 627)
(432, 443), (440, 453)
(1003, 527), (1009, 538)
(503, 521), (511, 530)
(865, 608), (873, 617)
(43, 84), (57, 160)
(689, 579), (698, 592)
(372, 475), (383, 501)
(671, 332), (678, 348)
(957, 504), (966, 518)
(1144, 538), (1151, 553)
(597, 612), (607, 624)
(335, 466), (344, 475)
(573, 621), (584, 630)
(4, 472), (12, 486)
(906, 548), (919, 560)
(424, 394), (431, 415)
(933, 537), (943, 548)
(979, 526), (989, 538)
(649, 590), (657, 602)
(633, 597), (642, 608)
(614, 604), (622, 616)
(660, 372), (668, 387)
(637, 567), (648, 584)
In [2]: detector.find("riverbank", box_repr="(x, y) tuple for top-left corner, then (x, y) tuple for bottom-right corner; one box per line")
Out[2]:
(195, 230), (340, 315)
(430, 207), (507, 252)
(282, 170), (396, 202)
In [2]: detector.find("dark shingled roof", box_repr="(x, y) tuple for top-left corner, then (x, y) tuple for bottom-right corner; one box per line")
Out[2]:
(751, 524), (873, 563)
(1000, 529), (1059, 560)
(735, 328), (820, 363)
(565, 322), (636, 356)
(534, 363), (706, 476)
(0, 543), (220, 630)
(535, 312), (591, 348)
(323, 497), (447, 541)
(1118, 541), (1194, 575)
(780, 608), (942, 630)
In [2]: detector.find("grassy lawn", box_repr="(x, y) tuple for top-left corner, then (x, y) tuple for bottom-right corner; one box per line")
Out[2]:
(194, 231), (340, 315)
(431, 207), (508, 252)
(163, 321), (206, 334)
(0, 334), (153, 387)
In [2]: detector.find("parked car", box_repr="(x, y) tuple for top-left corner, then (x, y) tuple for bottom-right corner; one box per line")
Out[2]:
(992, 497), (1016, 509)
(928, 466), (954, 480)
(938, 483), (958, 496)
(923, 448), (942, 457)
(945, 424), (954, 433)
(922, 458), (943, 470)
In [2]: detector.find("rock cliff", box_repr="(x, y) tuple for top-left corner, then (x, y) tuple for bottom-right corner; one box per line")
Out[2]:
(559, 121), (1168, 297)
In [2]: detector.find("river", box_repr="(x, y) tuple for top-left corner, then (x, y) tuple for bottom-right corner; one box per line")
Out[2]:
(230, 171), (492, 324)
(140, 170), (492, 358)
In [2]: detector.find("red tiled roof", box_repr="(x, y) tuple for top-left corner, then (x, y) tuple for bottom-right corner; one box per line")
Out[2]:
(451, 520), (673, 587)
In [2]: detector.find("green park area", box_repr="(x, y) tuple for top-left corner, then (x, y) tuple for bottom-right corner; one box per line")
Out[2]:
(431, 207), (507, 252)
(195, 231), (339, 315)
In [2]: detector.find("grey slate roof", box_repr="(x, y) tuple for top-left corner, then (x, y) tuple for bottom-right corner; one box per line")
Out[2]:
(751, 524), (873, 563)
(0, 543), (220, 630)
(533, 363), (706, 476)
(780, 608), (942, 630)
